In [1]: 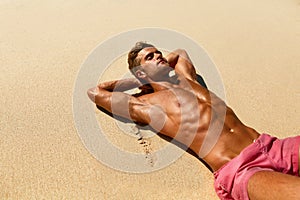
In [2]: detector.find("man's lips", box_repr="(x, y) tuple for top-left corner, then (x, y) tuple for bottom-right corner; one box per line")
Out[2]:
(157, 59), (167, 65)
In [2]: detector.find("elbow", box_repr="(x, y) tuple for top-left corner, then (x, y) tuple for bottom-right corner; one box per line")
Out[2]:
(87, 87), (98, 103)
(175, 49), (187, 56)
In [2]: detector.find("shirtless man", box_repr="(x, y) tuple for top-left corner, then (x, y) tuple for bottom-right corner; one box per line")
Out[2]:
(87, 42), (300, 200)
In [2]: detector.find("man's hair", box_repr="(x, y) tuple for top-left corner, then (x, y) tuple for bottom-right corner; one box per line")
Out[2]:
(127, 42), (155, 75)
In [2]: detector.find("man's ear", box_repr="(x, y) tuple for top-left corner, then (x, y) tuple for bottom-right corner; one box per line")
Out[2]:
(135, 69), (147, 79)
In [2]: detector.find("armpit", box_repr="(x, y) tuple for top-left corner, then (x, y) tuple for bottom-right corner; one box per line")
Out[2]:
(148, 105), (167, 132)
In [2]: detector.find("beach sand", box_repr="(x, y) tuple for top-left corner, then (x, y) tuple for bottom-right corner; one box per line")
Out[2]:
(0, 0), (299, 199)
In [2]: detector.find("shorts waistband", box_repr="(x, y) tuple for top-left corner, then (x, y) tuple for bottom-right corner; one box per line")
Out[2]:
(214, 133), (272, 177)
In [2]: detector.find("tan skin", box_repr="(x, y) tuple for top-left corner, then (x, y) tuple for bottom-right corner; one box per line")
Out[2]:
(88, 47), (300, 199)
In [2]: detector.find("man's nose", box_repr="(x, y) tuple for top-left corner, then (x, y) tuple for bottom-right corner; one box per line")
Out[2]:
(154, 53), (162, 60)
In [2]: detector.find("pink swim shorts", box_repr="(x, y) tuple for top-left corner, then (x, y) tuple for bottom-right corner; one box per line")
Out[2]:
(213, 133), (300, 200)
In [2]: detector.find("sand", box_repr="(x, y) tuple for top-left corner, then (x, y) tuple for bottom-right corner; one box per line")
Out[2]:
(0, 0), (299, 199)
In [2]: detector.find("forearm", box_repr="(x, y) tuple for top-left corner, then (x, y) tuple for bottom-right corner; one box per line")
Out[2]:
(166, 51), (179, 68)
(97, 78), (141, 92)
(166, 49), (192, 68)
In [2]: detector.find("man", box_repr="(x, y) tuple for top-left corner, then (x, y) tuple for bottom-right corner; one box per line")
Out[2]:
(87, 42), (300, 200)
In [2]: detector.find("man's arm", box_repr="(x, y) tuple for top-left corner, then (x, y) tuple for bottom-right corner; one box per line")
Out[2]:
(166, 49), (197, 82)
(87, 78), (152, 125)
(166, 49), (207, 88)
(95, 78), (141, 92)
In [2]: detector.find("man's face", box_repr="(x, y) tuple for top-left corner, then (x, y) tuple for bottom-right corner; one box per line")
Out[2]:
(136, 47), (172, 81)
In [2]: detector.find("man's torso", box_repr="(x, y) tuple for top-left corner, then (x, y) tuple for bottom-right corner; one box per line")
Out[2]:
(138, 78), (259, 171)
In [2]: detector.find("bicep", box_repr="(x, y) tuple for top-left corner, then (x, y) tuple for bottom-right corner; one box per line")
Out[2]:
(88, 86), (114, 113)
(88, 86), (152, 124)
(175, 59), (197, 81)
